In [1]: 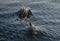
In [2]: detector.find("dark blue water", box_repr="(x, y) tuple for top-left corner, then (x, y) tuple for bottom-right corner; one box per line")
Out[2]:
(0, 0), (60, 41)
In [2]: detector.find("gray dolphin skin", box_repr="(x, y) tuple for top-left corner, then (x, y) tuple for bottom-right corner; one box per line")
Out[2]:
(16, 7), (33, 20)
(29, 22), (39, 35)
(0, 0), (60, 41)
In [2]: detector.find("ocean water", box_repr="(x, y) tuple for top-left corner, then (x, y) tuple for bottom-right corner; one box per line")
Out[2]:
(0, 0), (60, 41)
